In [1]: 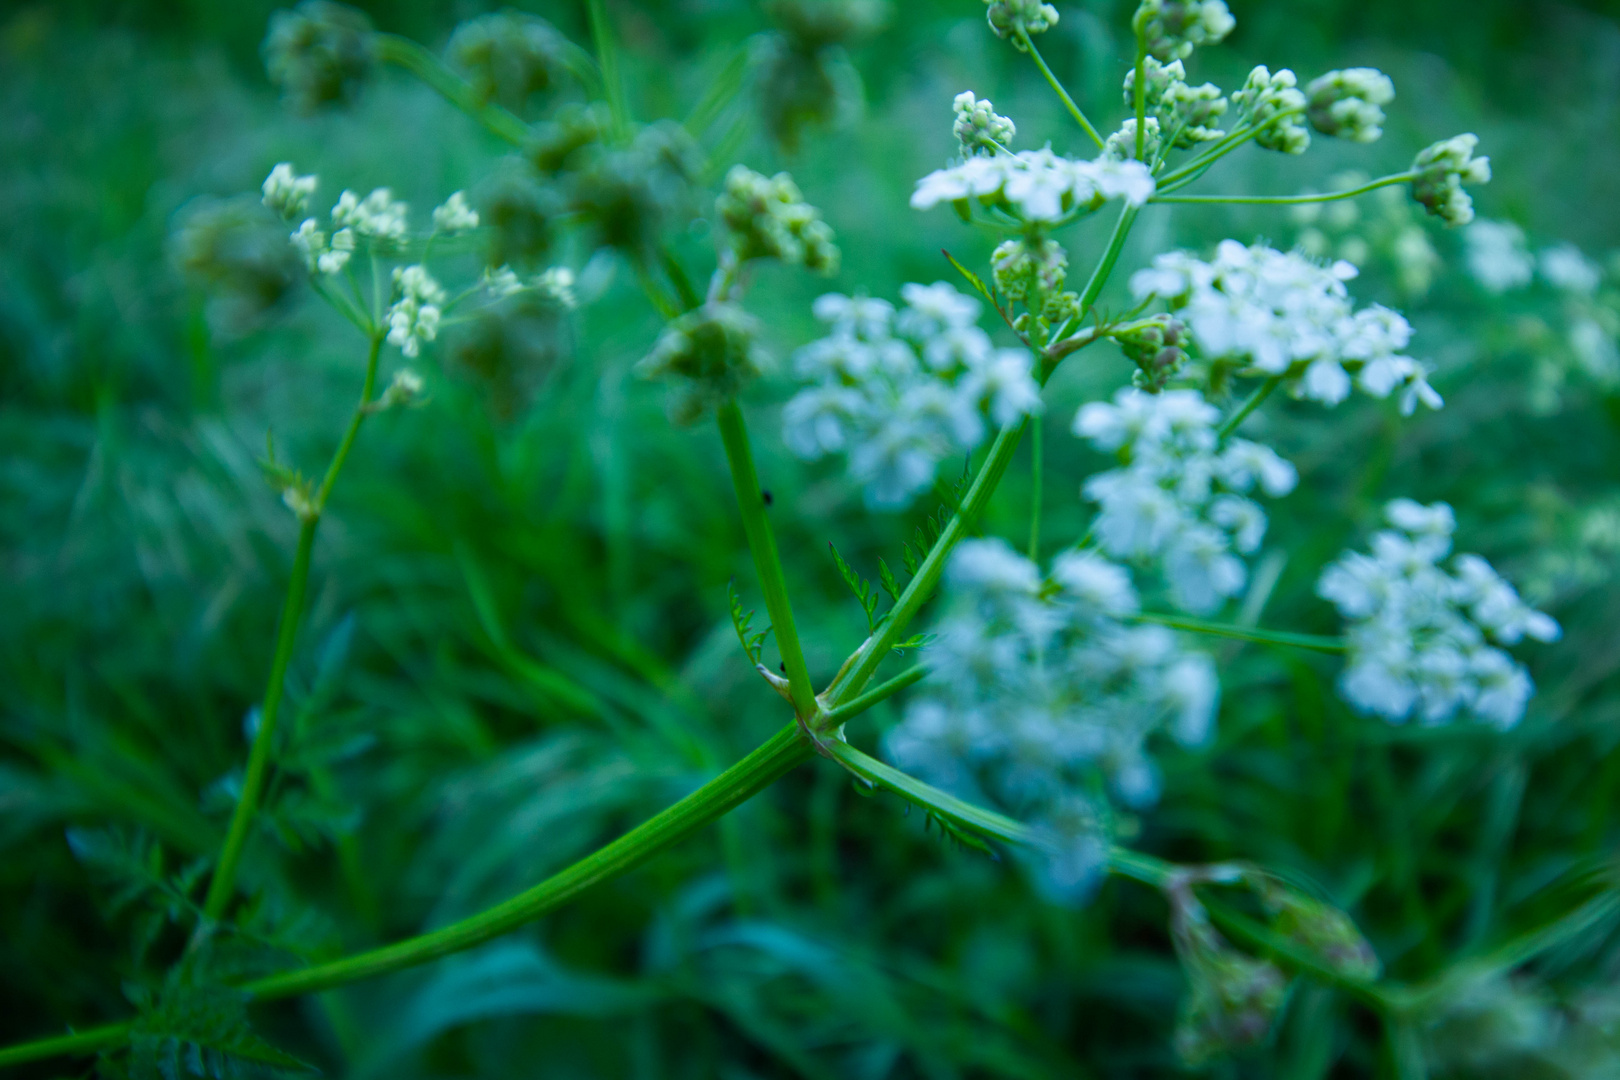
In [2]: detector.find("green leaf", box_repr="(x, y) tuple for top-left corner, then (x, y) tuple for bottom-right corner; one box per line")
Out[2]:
(828, 542), (880, 634)
(126, 979), (314, 1078)
(877, 558), (901, 603)
(727, 579), (770, 667)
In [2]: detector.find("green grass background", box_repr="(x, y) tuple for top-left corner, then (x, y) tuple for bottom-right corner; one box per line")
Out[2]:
(3, 0), (1620, 1075)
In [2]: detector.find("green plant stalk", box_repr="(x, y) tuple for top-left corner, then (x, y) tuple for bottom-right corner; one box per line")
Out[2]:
(0, 1024), (131, 1070)
(203, 336), (383, 919)
(1155, 110), (1307, 192)
(241, 723), (811, 1000)
(822, 664), (928, 727)
(0, 725), (815, 1069)
(1153, 172), (1417, 205)
(1133, 32), (1148, 162)
(1217, 374), (1283, 439)
(1130, 612), (1346, 654)
(716, 400), (817, 718)
(1016, 29), (1105, 150)
(374, 35), (530, 147)
(586, 0), (629, 142)
(1028, 418), (1043, 562)
(827, 198), (1144, 714)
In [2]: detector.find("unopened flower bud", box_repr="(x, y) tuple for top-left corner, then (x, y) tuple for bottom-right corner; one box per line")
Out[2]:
(1132, 0), (1235, 62)
(952, 91), (1016, 156)
(993, 236), (1067, 304)
(1411, 133), (1491, 227)
(1168, 886), (1288, 1067)
(717, 166), (840, 274)
(447, 12), (578, 114)
(432, 191), (480, 235)
(374, 368), (425, 411)
(1105, 117), (1162, 162)
(1252, 875), (1381, 982)
(263, 1), (376, 112)
(984, 0), (1059, 50)
(261, 163), (318, 219)
(1306, 68), (1395, 143)
(1233, 66), (1310, 155)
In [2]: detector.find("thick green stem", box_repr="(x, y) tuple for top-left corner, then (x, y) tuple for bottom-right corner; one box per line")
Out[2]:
(1133, 33), (1148, 162)
(716, 400), (816, 718)
(1153, 172), (1417, 206)
(241, 723), (811, 1000)
(1016, 29), (1105, 150)
(1217, 374), (1283, 440)
(1130, 612), (1346, 654)
(203, 336), (383, 920)
(0, 1024), (131, 1069)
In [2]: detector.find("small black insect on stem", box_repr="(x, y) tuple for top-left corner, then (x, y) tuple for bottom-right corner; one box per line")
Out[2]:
(762, 489), (774, 506)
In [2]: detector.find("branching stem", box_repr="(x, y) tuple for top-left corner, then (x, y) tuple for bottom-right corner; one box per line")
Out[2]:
(1016, 29), (1105, 150)
(1153, 172), (1417, 205)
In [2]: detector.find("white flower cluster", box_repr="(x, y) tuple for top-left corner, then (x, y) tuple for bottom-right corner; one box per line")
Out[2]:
(912, 148), (1155, 222)
(1464, 220), (1534, 294)
(1411, 134), (1491, 227)
(1131, 240), (1444, 413)
(291, 218), (356, 275)
(952, 91), (1016, 156)
(783, 284), (1042, 508)
(386, 264), (445, 358)
(1539, 244), (1603, 296)
(1075, 389), (1297, 614)
(1305, 68), (1395, 143)
(1123, 58), (1228, 150)
(1232, 66), (1310, 155)
(483, 264), (577, 307)
(431, 191), (480, 234)
(261, 162), (318, 219)
(332, 187), (410, 245)
(1133, 0), (1235, 62)
(1319, 500), (1560, 728)
(886, 539), (1219, 898)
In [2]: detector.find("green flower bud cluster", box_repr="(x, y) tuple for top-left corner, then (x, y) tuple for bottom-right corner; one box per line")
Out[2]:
(263, 1), (376, 112)
(993, 236), (1067, 306)
(1105, 117), (1162, 162)
(1252, 875), (1381, 983)
(1169, 888), (1288, 1067)
(447, 12), (581, 115)
(1132, 0), (1235, 62)
(480, 170), (557, 269)
(1305, 68), (1395, 143)
(953, 92), (1016, 157)
(984, 0), (1060, 51)
(1114, 316), (1190, 392)
(1233, 66), (1310, 155)
(571, 122), (704, 255)
(527, 103), (610, 175)
(716, 166), (840, 274)
(1124, 59), (1230, 149)
(636, 303), (768, 424)
(1411, 133), (1491, 227)
(755, 0), (890, 151)
(171, 196), (301, 327)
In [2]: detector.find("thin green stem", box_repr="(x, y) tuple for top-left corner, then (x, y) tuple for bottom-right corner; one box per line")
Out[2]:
(1028, 418), (1043, 562)
(716, 400), (816, 718)
(243, 723), (810, 1000)
(203, 336), (383, 920)
(822, 664), (927, 727)
(373, 35), (531, 147)
(1153, 172), (1417, 205)
(587, 0), (629, 142)
(1217, 374), (1283, 439)
(1133, 32), (1148, 162)
(1016, 29), (1105, 150)
(201, 520), (316, 919)
(1129, 611), (1346, 654)
(1154, 110), (1306, 193)
(0, 1024), (131, 1069)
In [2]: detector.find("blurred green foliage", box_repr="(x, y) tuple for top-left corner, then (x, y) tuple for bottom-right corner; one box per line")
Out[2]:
(3, 0), (1620, 1076)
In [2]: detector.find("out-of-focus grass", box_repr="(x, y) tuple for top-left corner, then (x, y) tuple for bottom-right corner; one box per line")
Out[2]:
(2, 1), (1620, 1076)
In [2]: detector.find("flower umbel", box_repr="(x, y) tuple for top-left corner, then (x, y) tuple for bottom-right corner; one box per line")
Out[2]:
(1411, 133), (1491, 227)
